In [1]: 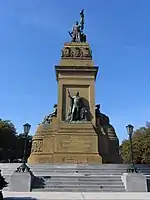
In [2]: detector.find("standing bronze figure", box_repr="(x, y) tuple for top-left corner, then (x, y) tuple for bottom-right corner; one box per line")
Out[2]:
(66, 89), (88, 122)
(69, 9), (86, 42)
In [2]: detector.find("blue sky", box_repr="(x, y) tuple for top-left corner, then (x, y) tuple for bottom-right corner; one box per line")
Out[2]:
(0, 0), (150, 143)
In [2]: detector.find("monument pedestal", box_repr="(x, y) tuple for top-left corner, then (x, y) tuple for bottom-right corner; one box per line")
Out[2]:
(28, 41), (103, 164)
(53, 122), (102, 164)
(28, 39), (120, 164)
(28, 122), (102, 164)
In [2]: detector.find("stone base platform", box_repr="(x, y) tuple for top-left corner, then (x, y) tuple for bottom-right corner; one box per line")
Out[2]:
(28, 122), (102, 164)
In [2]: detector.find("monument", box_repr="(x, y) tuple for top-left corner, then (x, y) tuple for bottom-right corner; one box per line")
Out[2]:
(28, 10), (120, 164)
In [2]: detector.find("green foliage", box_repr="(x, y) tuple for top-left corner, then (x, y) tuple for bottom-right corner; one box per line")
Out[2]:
(120, 126), (150, 164)
(15, 133), (32, 160)
(0, 119), (16, 147)
(0, 119), (32, 162)
(0, 171), (8, 190)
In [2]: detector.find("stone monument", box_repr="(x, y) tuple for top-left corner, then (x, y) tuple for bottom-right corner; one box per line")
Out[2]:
(28, 10), (120, 164)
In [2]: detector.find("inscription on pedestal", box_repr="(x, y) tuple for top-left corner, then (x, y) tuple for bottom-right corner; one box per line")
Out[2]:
(62, 155), (87, 163)
(57, 135), (96, 153)
(62, 156), (77, 163)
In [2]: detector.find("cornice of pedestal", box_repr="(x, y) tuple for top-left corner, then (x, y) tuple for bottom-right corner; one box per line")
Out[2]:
(55, 65), (99, 81)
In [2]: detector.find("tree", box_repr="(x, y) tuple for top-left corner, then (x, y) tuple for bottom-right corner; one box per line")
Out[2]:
(120, 125), (150, 164)
(0, 119), (32, 162)
(0, 119), (17, 161)
(15, 133), (32, 161)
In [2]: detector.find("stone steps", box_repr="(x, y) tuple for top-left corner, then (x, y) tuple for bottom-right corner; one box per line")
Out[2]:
(33, 185), (124, 190)
(43, 179), (123, 182)
(1, 163), (150, 192)
(37, 176), (123, 181)
(33, 183), (124, 188)
(44, 182), (123, 186)
(3, 169), (150, 176)
(33, 174), (123, 178)
(33, 179), (124, 184)
(33, 172), (125, 176)
(0, 163), (150, 169)
(32, 187), (126, 192)
(31, 173), (125, 192)
(1, 164), (150, 175)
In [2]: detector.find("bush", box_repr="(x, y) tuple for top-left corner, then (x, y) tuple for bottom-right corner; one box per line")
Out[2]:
(0, 170), (8, 190)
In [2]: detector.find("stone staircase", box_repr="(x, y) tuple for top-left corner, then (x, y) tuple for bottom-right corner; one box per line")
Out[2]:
(32, 174), (125, 192)
(0, 164), (150, 192)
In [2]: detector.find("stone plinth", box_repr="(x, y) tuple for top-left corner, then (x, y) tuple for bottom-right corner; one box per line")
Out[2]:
(10, 172), (32, 192)
(28, 122), (102, 164)
(122, 173), (148, 192)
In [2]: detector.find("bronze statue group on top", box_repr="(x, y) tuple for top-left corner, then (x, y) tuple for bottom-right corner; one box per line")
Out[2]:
(69, 9), (86, 42)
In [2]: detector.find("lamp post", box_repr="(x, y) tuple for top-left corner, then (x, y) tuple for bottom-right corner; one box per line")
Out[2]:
(126, 124), (138, 173)
(16, 123), (31, 172)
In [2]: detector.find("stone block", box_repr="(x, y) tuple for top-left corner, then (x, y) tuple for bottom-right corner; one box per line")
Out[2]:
(10, 172), (32, 192)
(122, 172), (148, 192)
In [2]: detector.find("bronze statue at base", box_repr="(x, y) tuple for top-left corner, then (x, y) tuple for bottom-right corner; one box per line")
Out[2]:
(41, 104), (57, 124)
(66, 89), (88, 122)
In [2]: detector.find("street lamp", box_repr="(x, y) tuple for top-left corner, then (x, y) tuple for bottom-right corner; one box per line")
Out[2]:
(126, 124), (138, 173)
(23, 123), (31, 134)
(16, 123), (31, 172)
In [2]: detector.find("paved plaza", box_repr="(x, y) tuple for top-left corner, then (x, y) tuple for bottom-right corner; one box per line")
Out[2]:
(3, 192), (150, 200)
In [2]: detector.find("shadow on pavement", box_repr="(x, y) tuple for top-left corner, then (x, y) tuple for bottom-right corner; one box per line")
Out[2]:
(4, 198), (37, 200)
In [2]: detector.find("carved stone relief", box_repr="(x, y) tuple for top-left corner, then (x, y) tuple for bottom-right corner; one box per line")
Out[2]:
(61, 46), (92, 59)
(82, 47), (92, 58)
(31, 140), (43, 153)
(62, 47), (71, 57)
(74, 47), (81, 57)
